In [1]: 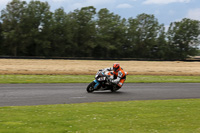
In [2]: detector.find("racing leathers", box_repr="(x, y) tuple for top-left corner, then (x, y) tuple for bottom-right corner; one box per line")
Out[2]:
(99, 67), (127, 88)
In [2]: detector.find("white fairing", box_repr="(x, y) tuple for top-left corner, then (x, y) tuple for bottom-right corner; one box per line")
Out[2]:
(105, 71), (114, 79)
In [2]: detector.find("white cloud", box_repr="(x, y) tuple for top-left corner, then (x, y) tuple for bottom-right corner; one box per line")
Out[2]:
(186, 8), (200, 21)
(0, 0), (11, 10)
(85, 0), (115, 6)
(0, 0), (11, 4)
(60, 0), (116, 11)
(143, 0), (191, 5)
(52, 0), (66, 2)
(116, 3), (133, 9)
(71, 3), (84, 10)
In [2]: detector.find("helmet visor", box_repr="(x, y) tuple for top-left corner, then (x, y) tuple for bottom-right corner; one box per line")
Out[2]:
(113, 66), (119, 71)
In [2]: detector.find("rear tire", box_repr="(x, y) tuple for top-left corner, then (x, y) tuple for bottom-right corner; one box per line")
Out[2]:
(111, 85), (120, 92)
(87, 81), (95, 93)
(111, 89), (117, 92)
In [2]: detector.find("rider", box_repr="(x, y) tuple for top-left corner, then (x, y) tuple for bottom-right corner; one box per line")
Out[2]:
(100, 63), (127, 89)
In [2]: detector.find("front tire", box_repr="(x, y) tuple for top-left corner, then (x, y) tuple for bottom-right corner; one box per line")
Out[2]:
(87, 81), (95, 93)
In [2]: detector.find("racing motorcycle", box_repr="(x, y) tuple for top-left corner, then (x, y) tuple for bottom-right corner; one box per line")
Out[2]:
(86, 70), (120, 93)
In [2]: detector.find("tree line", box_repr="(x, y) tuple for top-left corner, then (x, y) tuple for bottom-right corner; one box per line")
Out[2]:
(0, 0), (200, 60)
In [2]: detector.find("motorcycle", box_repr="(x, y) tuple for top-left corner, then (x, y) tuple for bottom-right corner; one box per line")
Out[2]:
(86, 70), (120, 93)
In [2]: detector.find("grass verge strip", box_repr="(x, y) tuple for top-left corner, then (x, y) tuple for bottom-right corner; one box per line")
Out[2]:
(1, 75), (200, 84)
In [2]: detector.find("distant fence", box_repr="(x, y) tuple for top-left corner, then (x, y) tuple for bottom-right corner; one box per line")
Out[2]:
(0, 56), (200, 61)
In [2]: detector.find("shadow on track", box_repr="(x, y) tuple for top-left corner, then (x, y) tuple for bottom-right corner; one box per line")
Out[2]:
(90, 91), (127, 95)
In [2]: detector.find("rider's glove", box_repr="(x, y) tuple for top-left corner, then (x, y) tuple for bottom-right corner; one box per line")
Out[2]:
(110, 79), (114, 84)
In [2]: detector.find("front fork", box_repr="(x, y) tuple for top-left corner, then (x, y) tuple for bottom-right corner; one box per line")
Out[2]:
(93, 80), (100, 89)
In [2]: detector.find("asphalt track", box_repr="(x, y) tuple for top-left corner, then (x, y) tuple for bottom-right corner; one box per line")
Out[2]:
(0, 83), (200, 106)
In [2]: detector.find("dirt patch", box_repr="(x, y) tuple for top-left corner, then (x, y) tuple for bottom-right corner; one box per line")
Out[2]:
(0, 59), (200, 76)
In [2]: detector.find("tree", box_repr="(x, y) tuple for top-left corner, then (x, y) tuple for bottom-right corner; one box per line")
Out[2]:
(155, 24), (167, 59)
(49, 8), (74, 57)
(0, 22), (4, 55)
(1, 0), (199, 60)
(1, 0), (27, 56)
(167, 18), (200, 60)
(126, 17), (138, 57)
(95, 8), (127, 58)
(22, 0), (52, 56)
(127, 13), (162, 58)
(69, 6), (96, 57)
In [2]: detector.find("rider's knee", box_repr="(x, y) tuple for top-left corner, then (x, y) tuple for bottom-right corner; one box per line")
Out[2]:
(117, 82), (123, 88)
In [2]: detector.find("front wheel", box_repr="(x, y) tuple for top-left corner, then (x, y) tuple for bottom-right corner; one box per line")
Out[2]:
(87, 81), (95, 93)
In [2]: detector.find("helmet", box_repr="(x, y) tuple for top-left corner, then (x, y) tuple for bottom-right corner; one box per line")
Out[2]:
(113, 63), (120, 72)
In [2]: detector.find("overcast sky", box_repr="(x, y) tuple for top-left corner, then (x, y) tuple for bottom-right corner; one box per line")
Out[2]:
(0, 0), (200, 27)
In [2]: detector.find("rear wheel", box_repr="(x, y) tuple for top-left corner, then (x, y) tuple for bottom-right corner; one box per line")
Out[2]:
(111, 89), (117, 92)
(87, 82), (95, 93)
(111, 85), (120, 92)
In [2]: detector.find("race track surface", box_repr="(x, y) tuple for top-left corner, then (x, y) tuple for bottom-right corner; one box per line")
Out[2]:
(0, 83), (200, 106)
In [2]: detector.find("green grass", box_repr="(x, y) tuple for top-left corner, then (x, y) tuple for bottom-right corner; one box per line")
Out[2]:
(0, 99), (200, 133)
(0, 75), (93, 84)
(0, 75), (200, 84)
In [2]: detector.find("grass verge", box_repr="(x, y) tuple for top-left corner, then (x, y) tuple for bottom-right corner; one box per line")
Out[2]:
(0, 99), (200, 133)
(1, 75), (200, 84)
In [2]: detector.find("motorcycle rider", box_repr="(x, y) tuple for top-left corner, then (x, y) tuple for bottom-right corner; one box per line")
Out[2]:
(100, 63), (127, 90)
